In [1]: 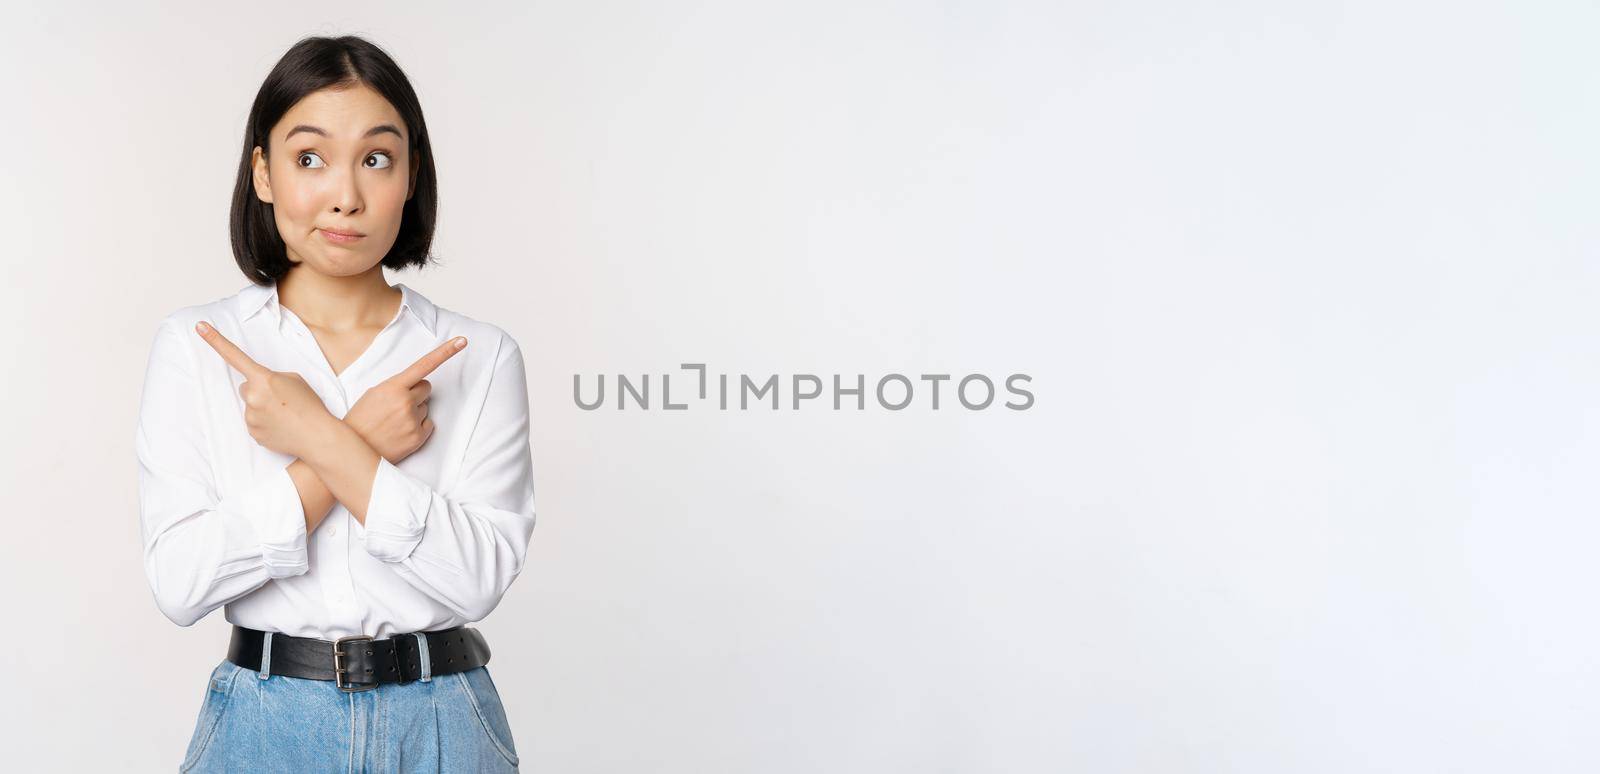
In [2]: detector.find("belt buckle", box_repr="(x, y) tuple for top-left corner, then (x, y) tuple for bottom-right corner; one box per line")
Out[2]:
(333, 634), (377, 692)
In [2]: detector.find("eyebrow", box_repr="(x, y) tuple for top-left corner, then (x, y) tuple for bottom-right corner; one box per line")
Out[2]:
(283, 123), (404, 142)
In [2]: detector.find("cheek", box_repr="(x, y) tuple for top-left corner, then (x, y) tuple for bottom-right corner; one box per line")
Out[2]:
(371, 179), (411, 220)
(271, 182), (320, 227)
(378, 174), (410, 203)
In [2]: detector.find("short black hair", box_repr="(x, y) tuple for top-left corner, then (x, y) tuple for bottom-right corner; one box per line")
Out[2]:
(229, 35), (439, 284)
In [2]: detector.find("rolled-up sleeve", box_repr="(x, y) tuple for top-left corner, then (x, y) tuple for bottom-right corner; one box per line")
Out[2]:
(363, 333), (537, 622)
(135, 317), (309, 627)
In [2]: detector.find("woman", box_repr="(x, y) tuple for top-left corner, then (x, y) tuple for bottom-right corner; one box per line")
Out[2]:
(135, 35), (533, 773)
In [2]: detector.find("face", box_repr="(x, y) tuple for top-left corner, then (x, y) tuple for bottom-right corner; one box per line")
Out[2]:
(251, 83), (421, 277)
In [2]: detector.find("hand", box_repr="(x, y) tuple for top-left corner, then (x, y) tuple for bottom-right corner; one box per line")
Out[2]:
(345, 336), (468, 464)
(195, 320), (335, 460)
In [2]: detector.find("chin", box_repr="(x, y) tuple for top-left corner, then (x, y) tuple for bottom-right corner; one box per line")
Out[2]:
(331, 260), (382, 277)
(296, 254), (373, 278)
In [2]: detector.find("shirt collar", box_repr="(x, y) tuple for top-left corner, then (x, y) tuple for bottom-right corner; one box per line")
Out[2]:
(234, 281), (439, 337)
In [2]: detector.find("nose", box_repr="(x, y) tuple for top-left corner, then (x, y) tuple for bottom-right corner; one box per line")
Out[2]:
(330, 167), (363, 215)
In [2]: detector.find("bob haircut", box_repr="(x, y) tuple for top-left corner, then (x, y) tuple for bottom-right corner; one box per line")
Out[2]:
(229, 35), (438, 285)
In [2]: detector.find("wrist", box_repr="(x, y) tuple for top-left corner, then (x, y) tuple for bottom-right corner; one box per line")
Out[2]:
(341, 413), (371, 446)
(300, 413), (359, 468)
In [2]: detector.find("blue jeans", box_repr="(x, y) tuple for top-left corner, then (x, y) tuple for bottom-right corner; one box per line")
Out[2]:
(180, 651), (521, 773)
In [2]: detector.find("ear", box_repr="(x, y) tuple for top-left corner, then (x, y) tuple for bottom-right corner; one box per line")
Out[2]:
(251, 146), (274, 204)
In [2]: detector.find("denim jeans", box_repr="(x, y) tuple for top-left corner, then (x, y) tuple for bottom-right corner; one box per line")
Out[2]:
(179, 649), (521, 773)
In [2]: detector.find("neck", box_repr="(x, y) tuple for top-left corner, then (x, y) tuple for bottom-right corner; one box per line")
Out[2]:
(277, 266), (401, 331)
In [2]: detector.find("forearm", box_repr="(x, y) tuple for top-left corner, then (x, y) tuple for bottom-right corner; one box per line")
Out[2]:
(283, 418), (393, 532)
(298, 415), (382, 526)
(285, 458), (338, 534)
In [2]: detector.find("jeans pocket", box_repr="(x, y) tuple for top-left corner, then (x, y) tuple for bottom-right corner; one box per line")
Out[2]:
(180, 660), (243, 773)
(455, 667), (519, 767)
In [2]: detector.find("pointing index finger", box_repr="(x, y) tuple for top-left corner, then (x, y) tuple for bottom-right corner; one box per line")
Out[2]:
(392, 336), (467, 385)
(195, 321), (269, 379)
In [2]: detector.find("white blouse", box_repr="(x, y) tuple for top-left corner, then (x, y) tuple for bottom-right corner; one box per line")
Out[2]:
(135, 281), (537, 639)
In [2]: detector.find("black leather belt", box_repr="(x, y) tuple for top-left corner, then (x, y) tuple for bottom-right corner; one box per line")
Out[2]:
(226, 625), (491, 692)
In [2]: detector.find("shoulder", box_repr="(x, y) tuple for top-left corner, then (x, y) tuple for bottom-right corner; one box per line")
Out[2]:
(152, 284), (256, 336)
(431, 302), (524, 367)
(146, 286), (256, 358)
(429, 305), (529, 406)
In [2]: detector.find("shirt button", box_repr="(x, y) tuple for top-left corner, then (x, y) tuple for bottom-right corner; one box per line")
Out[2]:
(328, 526), (338, 537)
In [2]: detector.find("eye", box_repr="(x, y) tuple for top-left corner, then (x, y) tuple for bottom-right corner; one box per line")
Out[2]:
(365, 151), (393, 169)
(296, 152), (325, 169)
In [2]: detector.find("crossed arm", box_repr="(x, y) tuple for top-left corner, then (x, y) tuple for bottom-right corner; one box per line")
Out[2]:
(137, 316), (537, 626)
(193, 319), (468, 530)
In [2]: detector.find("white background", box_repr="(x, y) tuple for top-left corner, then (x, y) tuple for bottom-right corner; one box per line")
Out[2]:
(3, 1), (1596, 771)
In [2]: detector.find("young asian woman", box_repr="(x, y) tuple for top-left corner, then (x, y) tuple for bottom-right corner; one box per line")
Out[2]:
(135, 35), (533, 773)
